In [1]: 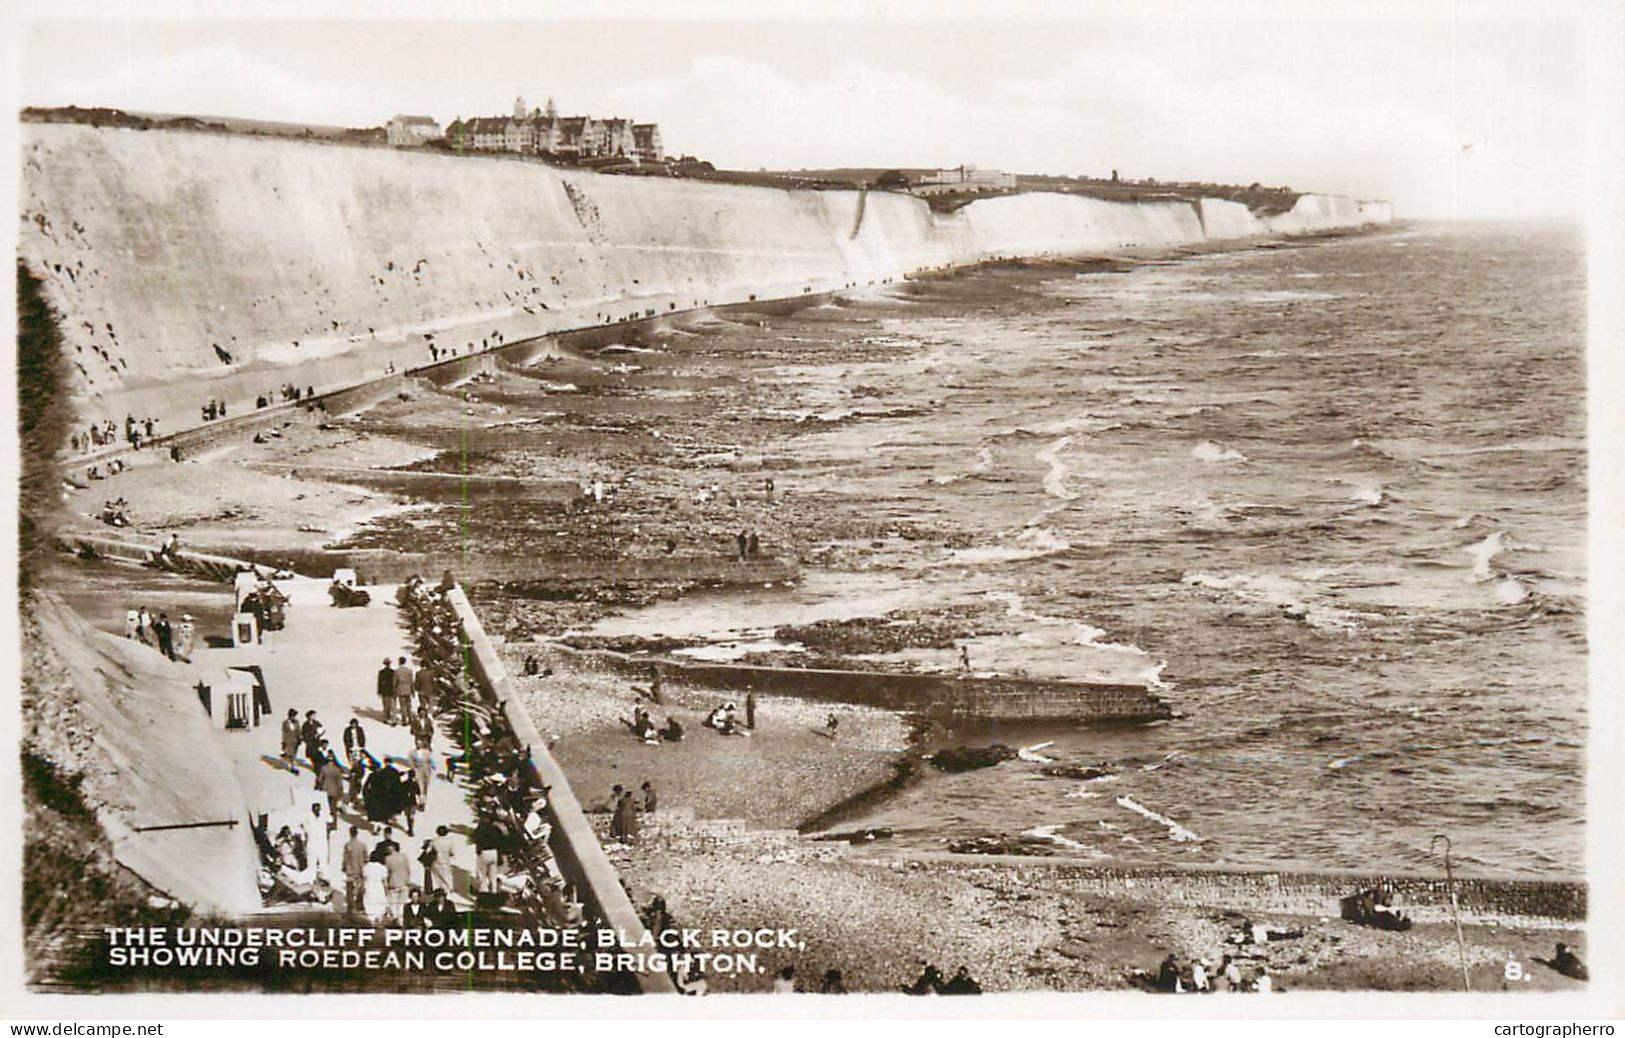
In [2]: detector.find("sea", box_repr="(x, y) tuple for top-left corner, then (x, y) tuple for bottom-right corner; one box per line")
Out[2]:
(586, 222), (1588, 879)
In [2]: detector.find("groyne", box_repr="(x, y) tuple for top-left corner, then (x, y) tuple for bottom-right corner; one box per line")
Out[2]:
(870, 852), (1584, 928)
(20, 122), (1390, 442)
(558, 643), (1172, 723)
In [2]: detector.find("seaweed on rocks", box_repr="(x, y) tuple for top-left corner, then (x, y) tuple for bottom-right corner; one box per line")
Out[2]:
(930, 744), (1018, 772)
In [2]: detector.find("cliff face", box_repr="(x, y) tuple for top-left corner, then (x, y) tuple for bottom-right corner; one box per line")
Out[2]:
(18, 123), (1390, 436)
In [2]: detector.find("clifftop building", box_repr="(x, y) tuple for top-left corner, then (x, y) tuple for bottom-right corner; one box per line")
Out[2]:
(445, 95), (664, 162)
(913, 165), (1017, 195)
(385, 114), (442, 146)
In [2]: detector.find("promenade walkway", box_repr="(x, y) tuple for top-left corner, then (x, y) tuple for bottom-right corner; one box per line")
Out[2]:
(200, 577), (479, 910)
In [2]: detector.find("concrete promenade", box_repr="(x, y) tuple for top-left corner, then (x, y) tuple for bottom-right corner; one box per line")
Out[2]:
(201, 577), (480, 908)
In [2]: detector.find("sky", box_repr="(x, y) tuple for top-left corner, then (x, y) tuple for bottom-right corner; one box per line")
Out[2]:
(6, 2), (1600, 219)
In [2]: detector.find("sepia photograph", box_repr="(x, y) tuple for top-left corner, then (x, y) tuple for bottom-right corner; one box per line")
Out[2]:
(3, 0), (1620, 1017)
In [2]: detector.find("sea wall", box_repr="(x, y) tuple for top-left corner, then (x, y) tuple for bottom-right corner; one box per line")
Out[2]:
(19, 123), (1390, 440)
(903, 854), (1585, 927)
(559, 644), (1173, 723)
(443, 587), (677, 994)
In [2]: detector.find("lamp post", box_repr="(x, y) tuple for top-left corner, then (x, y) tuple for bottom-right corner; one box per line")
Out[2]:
(1432, 833), (1471, 992)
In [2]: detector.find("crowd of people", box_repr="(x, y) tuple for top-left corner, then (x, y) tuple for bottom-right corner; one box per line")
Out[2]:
(70, 413), (162, 454)
(238, 578), (289, 640)
(124, 605), (194, 662)
(1139, 918), (1313, 993)
(702, 699), (752, 736)
(255, 383), (317, 410)
(606, 781), (658, 844)
(1144, 952), (1273, 994)
(625, 706), (683, 744)
(253, 575), (590, 937)
(98, 494), (131, 523)
(396, 576), (586, 928)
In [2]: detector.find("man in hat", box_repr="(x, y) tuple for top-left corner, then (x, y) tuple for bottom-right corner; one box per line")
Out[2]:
(376, 658), (396, 725)
(392, 656), (416, 725)
(280, 709), (302, 774)
(154, 612), (174, 660)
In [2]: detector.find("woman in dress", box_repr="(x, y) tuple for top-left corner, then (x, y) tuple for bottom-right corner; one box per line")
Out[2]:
(361, 858), (389, 923)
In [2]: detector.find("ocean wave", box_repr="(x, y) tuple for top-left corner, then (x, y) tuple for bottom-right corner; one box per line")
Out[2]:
(1021, 824), (1097, 854)
(1018, 741), (1058, 764)
(1192, 440), (1248, 463)
(1463, 531), (1509, 582)
(1182, 570), (1360, 631)
(1035, 437), (1080, 500)
(1331, 477), (1385, 506)
(1116, 796), (1202, 842)
(933, 525), (1073, 566)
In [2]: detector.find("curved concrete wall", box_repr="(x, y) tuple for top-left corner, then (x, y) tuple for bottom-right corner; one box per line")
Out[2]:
(19, 123), (1390, 438)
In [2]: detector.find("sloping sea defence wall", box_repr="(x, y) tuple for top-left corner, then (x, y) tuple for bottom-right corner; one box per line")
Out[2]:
(27, 592), (264, 916)
(20, 123), (1389, 439)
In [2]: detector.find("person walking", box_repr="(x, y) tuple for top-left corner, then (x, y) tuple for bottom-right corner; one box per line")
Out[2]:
(280, 709), (302, 775)
(318, 756), (346, 829)
(408, 745), (434, 809)
(411, 700), (435, 750)
(393, 656), (416, 725)
(609, 785), (627, 842)
(413, 662), (436, 719)
(341, 825), (369, 914)
(736, 530), (748, 561)
(154, 613), (175, 660)
(383, 842), (412, 923)
(619, 788), (640, 845)
(174, 614), (195, 661)
(300, 711), (325, 770)
(343, 718), (367, 769)
(361, 857), (389, 923)
(427, 825), (458, 895)
(745, 691), (756, 730)
(376, 657), (395, 725)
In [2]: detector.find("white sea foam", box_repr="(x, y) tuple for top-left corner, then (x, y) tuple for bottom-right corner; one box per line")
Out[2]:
(1035, 436), (1079, 500)
(1463, 531), (1507, 582)
(1495, 577), (1530, 605)
(1021, 824), (1096, 853)
(1192, 440), (1248, 463)
(1334, 478), (1385, 505)
(1018, 742), (1058, 764)
(933, 525), (1072, 566)
(1182, 570), (1359, 631)
(1116, 796), (1202, 842)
